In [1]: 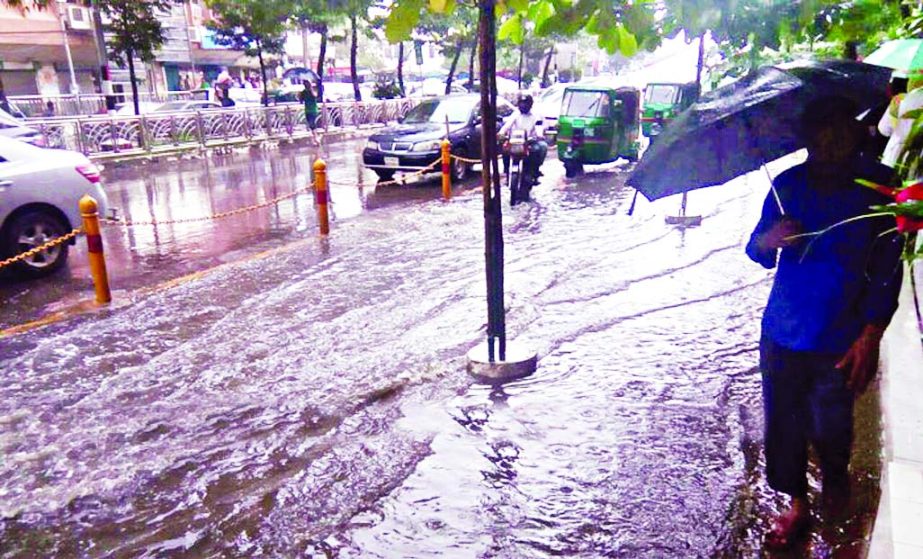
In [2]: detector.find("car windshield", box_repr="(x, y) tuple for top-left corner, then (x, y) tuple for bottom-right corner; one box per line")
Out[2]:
(645, 85), (679, 105)
(562, 90), (610, 118)
(155, 102), (190, 112)
(403, 99), (475, 124)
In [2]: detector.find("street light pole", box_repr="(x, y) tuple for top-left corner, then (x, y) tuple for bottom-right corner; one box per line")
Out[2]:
(182, 0), (197, 84)
(55, 0), (79, 96)
(89, 0), (117, 112)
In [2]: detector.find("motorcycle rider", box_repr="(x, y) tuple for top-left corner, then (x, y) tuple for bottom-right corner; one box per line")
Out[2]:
(499, 94), (547, 186)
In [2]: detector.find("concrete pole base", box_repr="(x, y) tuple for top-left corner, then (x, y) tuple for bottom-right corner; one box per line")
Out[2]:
(466, 342), (537, 383)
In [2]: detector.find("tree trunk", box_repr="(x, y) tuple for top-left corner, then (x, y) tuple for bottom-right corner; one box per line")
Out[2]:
(445, 43), (463, 94)
(301, 23), (310, 67)
(477, 0), (505, 361)
(127, 50), (140, 116)
(397, 42), (405, 96)
(695, 32), (705, 98)
(467, 38), (476, 90)
(316, 25), (327, 100)
(350, 13), (361, 101)
(517, 41), (524, 88)
(257, 43), (269, 107)
(541, 45), (554, 88)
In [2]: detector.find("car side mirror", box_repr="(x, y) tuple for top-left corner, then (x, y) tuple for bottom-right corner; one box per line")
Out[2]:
(473, 116), (482, 125)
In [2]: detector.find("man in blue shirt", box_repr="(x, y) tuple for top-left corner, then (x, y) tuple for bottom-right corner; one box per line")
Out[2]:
(746, 96), (903, 549)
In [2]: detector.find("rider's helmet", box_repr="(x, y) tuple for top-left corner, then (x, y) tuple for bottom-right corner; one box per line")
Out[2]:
(517, 94), (534, 114)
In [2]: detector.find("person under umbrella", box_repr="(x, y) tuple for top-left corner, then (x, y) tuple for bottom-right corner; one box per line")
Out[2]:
(746, 96), (903, 549)
(878, 70), (923, 167)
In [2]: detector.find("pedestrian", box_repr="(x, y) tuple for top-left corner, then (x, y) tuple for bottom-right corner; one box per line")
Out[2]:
(42, 100), (55, 118)
(878, 70), (923, 168)
(746, 96), (903, 550)
(300, 79), (320, 145)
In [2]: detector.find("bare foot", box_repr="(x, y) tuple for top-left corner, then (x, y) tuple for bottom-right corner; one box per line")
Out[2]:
(765, 497), (811, 550)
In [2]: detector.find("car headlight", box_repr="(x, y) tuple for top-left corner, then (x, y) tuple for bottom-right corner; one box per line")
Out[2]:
(365, 140), (379, 150)
(411, 140), (441, 152)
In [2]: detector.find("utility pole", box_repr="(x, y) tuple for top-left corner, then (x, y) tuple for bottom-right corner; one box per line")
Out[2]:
(55, 0), (79, 96)
(89, 0), (116, 112)
(182, 0), (197, 84)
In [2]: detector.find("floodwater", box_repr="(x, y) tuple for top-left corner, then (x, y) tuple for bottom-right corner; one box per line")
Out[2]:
(0, 144), (880, 557)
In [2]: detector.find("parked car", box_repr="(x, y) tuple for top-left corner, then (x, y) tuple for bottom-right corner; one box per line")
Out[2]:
(0, 136), (108, 277)
(114, 101), (164, 115)
(362, 93), (515, 181)
(533, 83), (568, 141)
(0, 108), (45, 147)
(153, 100), (222, 113)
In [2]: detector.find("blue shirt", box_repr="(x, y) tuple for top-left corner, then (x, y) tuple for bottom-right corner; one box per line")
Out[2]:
(746, 160), (903, 353)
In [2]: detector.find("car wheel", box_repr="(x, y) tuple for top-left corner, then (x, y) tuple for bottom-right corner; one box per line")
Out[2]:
(375, 169), (396, 181)
(451, 155), (470, 181)
(2, 210), (70, 278)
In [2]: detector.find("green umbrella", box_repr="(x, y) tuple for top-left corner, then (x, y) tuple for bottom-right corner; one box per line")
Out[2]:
(864, 39), (923, 73)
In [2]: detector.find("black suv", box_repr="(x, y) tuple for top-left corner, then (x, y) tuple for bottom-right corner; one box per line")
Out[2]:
(362, 94), (514, 181)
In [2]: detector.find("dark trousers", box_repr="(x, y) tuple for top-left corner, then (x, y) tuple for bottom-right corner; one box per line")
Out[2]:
(760, 337), (854, 497)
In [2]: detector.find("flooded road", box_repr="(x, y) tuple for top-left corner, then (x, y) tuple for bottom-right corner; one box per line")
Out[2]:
(0, 136), (463, 330)
(0, 147), (879, 557)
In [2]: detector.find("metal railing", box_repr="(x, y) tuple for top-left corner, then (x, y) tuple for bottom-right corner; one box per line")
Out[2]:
(24, 98), (422, 159)
(9, 91), (207, 118)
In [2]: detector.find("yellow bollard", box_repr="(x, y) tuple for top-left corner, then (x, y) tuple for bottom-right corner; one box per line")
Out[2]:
(441, 139), (451, 200)
(314, 158), (330, 235)
(79, 195), (111, 304)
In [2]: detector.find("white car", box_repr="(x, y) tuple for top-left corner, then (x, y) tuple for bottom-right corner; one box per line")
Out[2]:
(153, 100), (222, 113)
(0, 136), (108, 277)
(533, 84), (568, 140)
(0, 108), (45, 146)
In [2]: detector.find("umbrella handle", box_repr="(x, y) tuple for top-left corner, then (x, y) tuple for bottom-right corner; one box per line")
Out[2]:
(763, 164), (786, 215)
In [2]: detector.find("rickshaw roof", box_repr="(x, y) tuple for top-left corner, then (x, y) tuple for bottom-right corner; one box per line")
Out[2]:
(563, 84), (641, 94)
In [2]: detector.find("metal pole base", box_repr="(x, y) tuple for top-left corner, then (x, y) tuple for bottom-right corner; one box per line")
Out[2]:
(466, 342), (537, 383)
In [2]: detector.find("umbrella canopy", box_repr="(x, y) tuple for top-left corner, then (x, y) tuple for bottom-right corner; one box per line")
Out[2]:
(863, 39), (923, 73)
(627, 60), (891, 201)
(282, 67), (320, 83)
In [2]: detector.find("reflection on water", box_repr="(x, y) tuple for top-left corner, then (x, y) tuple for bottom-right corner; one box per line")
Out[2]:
(0, 139), (455, 329)
(0, 155), (876, 557)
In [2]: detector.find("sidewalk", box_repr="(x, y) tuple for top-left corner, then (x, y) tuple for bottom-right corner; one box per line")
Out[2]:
(871, 263), (923, 557)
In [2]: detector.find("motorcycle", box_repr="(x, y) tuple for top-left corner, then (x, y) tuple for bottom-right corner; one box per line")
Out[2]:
(503, 130), (532, 206)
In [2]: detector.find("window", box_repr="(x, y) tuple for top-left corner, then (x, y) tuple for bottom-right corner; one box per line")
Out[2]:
(644, 85), (679, 105)
(562, 90), (610, 118)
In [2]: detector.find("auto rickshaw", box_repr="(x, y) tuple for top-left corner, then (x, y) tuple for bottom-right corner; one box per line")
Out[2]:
(556, 85), (641, 178)
(641, 82), (699, 141)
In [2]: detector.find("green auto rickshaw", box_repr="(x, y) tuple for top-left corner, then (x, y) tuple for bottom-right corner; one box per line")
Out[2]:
(556, 85), (641, 178)
(641, 82), (699, 141)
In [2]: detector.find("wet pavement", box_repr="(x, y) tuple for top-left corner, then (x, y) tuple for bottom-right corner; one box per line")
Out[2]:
(0, 143), (880, 557)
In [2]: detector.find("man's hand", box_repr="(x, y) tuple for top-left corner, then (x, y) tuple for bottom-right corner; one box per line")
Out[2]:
(756, 218), (802, 251)
(836, 324), (887, 395)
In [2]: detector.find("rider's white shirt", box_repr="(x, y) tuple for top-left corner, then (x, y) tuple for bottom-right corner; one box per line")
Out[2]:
(499, 110), (543, 140)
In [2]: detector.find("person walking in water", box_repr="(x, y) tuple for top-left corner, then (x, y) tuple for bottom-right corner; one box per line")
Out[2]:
(746, 97), (903, 550)
(300, 79), (320, 146)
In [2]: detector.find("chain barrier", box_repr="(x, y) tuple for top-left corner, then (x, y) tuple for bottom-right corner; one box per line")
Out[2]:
(327, 157), (443, 188)
(0, 228), (83, 271)
(104, 183), (316, 227)
(450, 154), (482, 165)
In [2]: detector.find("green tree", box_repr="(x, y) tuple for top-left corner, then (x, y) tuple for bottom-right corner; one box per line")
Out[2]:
(101, 0), (172, 116)
(206, 0), (290, 106)
(291, 0), (347, 100)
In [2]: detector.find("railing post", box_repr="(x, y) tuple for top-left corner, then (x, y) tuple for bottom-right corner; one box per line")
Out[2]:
(441, 139), (452, 200)
(314, 159), (329, 236)
(169, 115), (179, 146)
(108, 117), (119, 153)
(195, 110), (205, 147)
(79, 195), (111, 304)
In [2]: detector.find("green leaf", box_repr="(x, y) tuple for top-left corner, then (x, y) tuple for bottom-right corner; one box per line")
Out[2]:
(527, 0), (554, 26)
(498, 14), (524, 44)
(385, 0), (424, 43)
(617, 24), (638, 56)
(508, 0), (528, 12)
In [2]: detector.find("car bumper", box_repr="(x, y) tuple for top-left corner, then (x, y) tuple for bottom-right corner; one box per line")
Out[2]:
(362, 149), (441, 171)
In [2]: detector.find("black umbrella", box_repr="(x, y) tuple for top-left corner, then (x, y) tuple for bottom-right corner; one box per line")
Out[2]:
(282, 67), (320, 84)
(627, 60), (892, 202)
